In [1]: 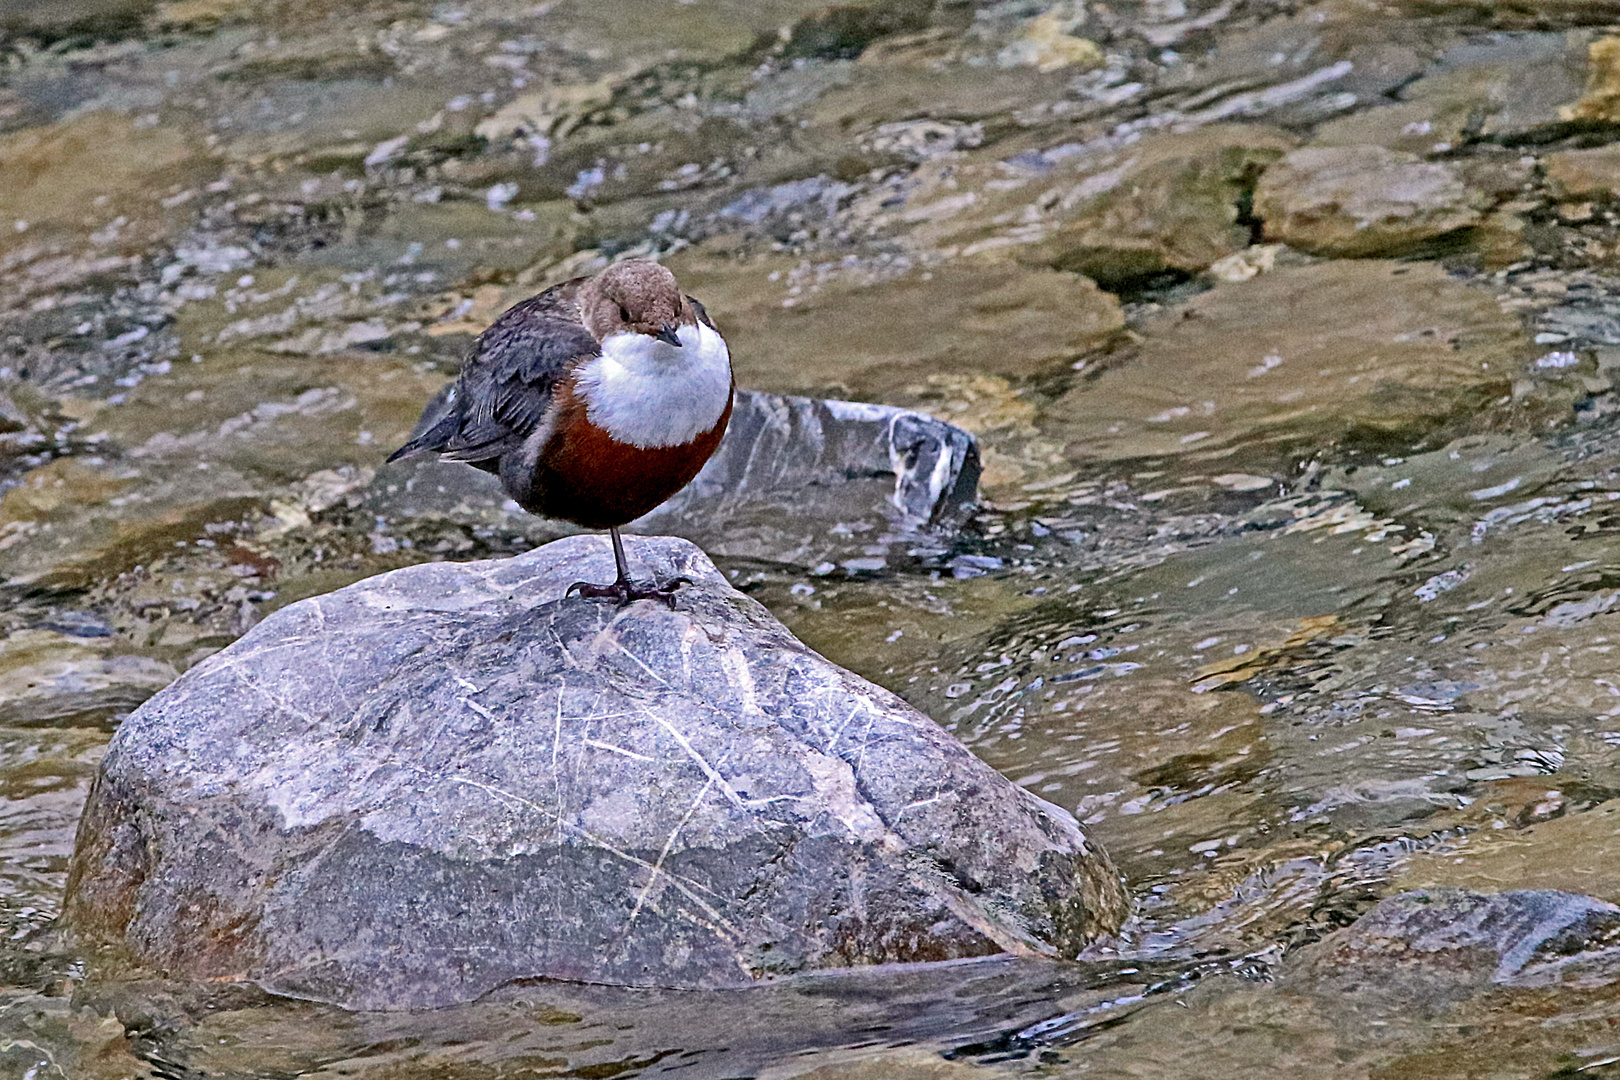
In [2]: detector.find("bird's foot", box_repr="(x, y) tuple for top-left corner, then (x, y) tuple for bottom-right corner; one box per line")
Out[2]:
(566, 576), (691, 608)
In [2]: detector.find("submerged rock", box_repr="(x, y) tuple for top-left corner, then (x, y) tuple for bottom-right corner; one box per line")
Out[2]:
(895, 125), (1294, 292)
(667, 251), (1124, 398)
(0, 111), (207, 262)
(62, 535), (1125, 1010)
(1289, 888), (1620, 1007)
(0, 629), (176, 728)
(639, 391), (980, 567)
(1253, 145), (1484, 258)
(1050, 260), (1525, 460)
(1397, 799), (1620, 904)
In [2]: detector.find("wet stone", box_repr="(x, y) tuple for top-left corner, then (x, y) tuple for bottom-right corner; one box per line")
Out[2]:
(1383, 2), (1620, 30)
(1253, 145), (1485, 258)
(666, 250), (1124, 398)
(638, 391), (981, 568)
(0, 994), (149, 1080)
(1546, 144), (1620, 200)
(1034, 129), (1292, 290)
(898, 125), (1295, 292)
(542, 0), (847, 65)
(1311, 34), (1585, 155)
(62, 536), (1126, 1009)
(1049, 259), (1525, 461)
(1153, 6), (1424, 112)
(1401, 33), (1584, 137)
(1288, 888), (1620, 1008)
(789, 37), (1087, 154)
(1562, 34), (1620, 122)
(0, 0), (158, 38)
(781, 0), (935, 61)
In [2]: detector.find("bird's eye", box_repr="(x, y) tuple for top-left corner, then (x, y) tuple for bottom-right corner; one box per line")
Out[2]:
(617, 304), (630, 322)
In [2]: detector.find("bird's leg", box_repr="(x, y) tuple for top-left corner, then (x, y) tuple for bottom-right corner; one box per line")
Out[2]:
(566, 528), (690, 608)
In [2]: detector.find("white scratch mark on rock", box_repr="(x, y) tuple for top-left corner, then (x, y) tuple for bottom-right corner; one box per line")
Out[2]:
(450, 776), (554, 821)
(551, 681), (566, 839)
(853, 696), (880, 775)
(584, 738), (654, 762)
(896, 792), (945, 820)
(602, 633), (668, 687)
(647, 708), (746, 809)
(826, 701), (865, 754)
(721, 647), (762, 715)
(563, 822), (743, 948)
(623, 777), (714, 933)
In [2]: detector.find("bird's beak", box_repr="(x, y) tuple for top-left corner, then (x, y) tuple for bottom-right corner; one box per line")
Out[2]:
(655, 323), (683, 347)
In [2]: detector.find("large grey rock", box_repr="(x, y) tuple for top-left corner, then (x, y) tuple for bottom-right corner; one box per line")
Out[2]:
(62, 536), (1125, 1010)
(372, 389), (981, 572)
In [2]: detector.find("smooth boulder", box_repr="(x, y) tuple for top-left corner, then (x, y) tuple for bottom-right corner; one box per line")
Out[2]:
(62, 536), (1127, 1010)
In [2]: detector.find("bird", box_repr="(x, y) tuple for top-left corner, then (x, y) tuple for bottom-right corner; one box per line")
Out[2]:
(387, 259), (734, 607)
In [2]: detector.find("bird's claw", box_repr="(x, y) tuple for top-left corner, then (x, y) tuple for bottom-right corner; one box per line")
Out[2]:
(566, 576), (691, 609)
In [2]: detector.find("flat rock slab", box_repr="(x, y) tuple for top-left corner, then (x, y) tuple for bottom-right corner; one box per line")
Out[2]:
(63, 536), (1125, 1010)
(1051, 259), (1525, 460)
(1254, 145), (1484, 257)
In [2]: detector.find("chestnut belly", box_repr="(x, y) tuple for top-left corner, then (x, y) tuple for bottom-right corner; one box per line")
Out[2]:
(522, 396), (732, 530)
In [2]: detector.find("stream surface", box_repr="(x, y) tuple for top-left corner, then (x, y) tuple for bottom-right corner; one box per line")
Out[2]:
(7, 0), (1620, 1076)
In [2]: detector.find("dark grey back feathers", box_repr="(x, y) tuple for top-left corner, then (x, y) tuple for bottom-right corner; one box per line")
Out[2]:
(386, 280), (596, 471)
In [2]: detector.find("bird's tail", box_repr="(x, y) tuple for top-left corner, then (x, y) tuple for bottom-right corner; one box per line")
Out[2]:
(385, 383), (460, 463)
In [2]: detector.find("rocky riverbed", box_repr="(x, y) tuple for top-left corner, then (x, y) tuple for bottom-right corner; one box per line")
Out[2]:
(9, 0), (1620, 1075)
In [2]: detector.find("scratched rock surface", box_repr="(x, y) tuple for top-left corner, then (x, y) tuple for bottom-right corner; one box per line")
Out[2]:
(60, 535), (1125, 1010)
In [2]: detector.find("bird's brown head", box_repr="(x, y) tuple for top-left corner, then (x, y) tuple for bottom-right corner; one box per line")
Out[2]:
(580, 259), (688, 346)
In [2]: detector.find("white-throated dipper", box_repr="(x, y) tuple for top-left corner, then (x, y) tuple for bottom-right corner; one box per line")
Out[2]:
(388, 259), (734, 606)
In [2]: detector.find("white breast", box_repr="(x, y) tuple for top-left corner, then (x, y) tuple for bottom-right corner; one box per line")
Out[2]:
(574, 322), (733, 449)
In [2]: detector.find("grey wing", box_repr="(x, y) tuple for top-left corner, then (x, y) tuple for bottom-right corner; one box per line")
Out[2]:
(387, 281), (597, 470)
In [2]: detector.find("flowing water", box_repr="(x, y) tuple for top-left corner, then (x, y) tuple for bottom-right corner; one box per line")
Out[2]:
(7, 0), (1620, 1076)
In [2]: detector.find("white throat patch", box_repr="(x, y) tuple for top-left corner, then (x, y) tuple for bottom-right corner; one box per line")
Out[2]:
(574, 322), (733, 449)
